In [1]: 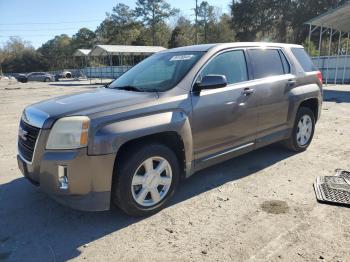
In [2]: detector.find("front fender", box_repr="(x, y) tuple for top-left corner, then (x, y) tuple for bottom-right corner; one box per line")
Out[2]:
(89, 111), (193, 175)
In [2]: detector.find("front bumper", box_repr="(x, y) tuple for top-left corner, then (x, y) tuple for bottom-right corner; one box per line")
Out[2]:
(17, 148), (115, 211)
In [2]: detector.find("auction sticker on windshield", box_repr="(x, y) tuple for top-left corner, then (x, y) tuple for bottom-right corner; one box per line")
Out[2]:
(170, 55), (194, 61)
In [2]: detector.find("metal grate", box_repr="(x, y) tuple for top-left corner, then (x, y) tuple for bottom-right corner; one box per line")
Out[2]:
(336, 169), (350, 179)
(314, 174), (350, 206)
(18, 120), (40, 162)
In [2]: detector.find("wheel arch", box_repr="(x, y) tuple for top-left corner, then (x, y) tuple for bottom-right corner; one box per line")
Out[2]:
(114, 131), (187, 181)
(298, 98), (319, 122)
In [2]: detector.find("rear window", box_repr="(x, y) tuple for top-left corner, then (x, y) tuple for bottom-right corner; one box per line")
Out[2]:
(248, 49), (285, 79)
(291, 48), (317, 72)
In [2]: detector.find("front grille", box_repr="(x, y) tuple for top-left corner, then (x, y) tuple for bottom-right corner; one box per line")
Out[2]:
(18, 120), (40, 162)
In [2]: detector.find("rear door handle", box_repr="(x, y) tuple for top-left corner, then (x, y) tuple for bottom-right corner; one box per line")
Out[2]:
(286, 79), (296, 88)
(242, 88), (254, 96)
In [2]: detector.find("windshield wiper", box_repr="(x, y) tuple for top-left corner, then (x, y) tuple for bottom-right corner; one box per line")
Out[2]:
(114, 85), (144, 92)
(102, 81), (113, 88)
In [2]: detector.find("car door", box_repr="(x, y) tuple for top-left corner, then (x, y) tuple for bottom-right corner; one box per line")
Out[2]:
(27, 73), (36, 81)
(36, 73), (43, 81)
(38, 73), (47, 81)
(247, 48), (294, 141)
(190, 49), (259, 161)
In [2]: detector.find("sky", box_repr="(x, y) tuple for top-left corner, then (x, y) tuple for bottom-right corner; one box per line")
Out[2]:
(0, 0), (231, 49)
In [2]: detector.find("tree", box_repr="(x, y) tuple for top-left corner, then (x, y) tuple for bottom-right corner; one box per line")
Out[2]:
(213, 14), (235, 43)
(197, 1), (215, 43)
(0, 44), (11, 74)
(38, 34), (73, 70)
(71, 28), (97, 49)
(96, 3), (142, 45)
(230, 0), (275, 41)
(0, 37), (48, 73)
(134, 0), (179, 45)
(303, 39), (319, 56)
(230, 0), (347, 43)
(168, 16), (195, 48)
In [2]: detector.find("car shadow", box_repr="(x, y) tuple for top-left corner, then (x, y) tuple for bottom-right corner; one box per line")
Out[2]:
(323, 89), (350, 103)
(0, 144), (295, 261)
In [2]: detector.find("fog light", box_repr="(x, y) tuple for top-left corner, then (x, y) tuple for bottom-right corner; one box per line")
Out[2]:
(58, 165), (68, 190)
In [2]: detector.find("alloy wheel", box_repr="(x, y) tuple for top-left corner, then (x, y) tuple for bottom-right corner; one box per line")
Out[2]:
(131, 156), (172, 207)
(296, 115), (313, 146)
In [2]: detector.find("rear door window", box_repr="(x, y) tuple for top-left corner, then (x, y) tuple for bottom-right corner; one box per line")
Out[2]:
(291, 48), (317, 72)
(248, 49), (285, 79)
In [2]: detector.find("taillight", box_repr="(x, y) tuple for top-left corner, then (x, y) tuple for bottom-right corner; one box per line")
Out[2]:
(316, 71), (323, 84)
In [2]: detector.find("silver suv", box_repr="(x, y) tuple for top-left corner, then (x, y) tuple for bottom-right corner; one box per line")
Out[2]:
(17, 43), (322, 216)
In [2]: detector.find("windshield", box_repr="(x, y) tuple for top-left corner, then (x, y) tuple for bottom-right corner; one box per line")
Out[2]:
(108, 51), (204, 92)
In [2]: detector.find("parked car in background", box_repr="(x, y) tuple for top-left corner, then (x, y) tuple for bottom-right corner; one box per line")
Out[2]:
(17, 43), (322, 217)
(54, 70), (73, 81)
(63, 70), (72, 78)
(54, 69), (86, 81)
(15, 74), (28, 83)
(16, 72), (54, 83)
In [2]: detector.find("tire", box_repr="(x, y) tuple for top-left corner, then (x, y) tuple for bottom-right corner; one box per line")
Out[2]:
(283, 107), (315, 152)
(112, 143), (180, 217)
(44, 78), (50, 82)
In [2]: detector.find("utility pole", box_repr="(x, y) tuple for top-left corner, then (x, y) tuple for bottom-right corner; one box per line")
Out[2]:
(195, 0), (198, 44)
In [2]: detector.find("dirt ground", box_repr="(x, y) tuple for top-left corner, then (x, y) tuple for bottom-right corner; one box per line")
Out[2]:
(0, 80), (349, 262)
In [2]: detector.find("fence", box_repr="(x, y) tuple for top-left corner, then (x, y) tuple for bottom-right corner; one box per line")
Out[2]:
(84, 66), (132, 79)
(311, 55), (350, 84)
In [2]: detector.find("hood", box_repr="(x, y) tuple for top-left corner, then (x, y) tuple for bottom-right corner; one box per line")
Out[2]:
(23, 88), (158, 129)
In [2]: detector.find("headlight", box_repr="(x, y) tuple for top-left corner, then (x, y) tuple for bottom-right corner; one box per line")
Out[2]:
(46, 116), (90, 149)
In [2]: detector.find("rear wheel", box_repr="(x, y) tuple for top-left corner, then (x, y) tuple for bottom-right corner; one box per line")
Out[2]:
(112, 143), (180, 217)
(283, 107), (315, 152)
(44, 78), (50, 82)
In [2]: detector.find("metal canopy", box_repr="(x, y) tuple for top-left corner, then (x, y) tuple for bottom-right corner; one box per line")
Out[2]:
(305, 2), (350, 33)
(305, 1), (350, 85)
(73, 49), (91, 57)
(89, 45), (166, 56)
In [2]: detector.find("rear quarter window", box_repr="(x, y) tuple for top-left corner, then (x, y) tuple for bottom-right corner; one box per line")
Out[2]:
(248, 49), (285, 79)
(291, 48), (317, 72)
(278, 50), (291, 74)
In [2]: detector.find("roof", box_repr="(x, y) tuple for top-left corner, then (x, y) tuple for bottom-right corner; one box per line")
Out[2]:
(167, 44), (218, 52)
(163, 42), (303, 53)
(73, 49), (91, 57)
(305, 1), (350, 32)
(89, 45), (166, 56)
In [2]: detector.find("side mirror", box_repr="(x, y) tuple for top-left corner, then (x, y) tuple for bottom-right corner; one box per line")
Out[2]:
(193, 74), (227, 92)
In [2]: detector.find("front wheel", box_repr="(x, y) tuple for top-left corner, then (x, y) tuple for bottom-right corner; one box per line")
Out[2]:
(112, 143), (180, 217)
(283, 107), (315, 152)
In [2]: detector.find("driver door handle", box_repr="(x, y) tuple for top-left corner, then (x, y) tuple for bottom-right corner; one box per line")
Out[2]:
(242, 88), (254, 96)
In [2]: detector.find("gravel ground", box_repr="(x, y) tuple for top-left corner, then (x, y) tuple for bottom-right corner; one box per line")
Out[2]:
(0, 80), (349, 262)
